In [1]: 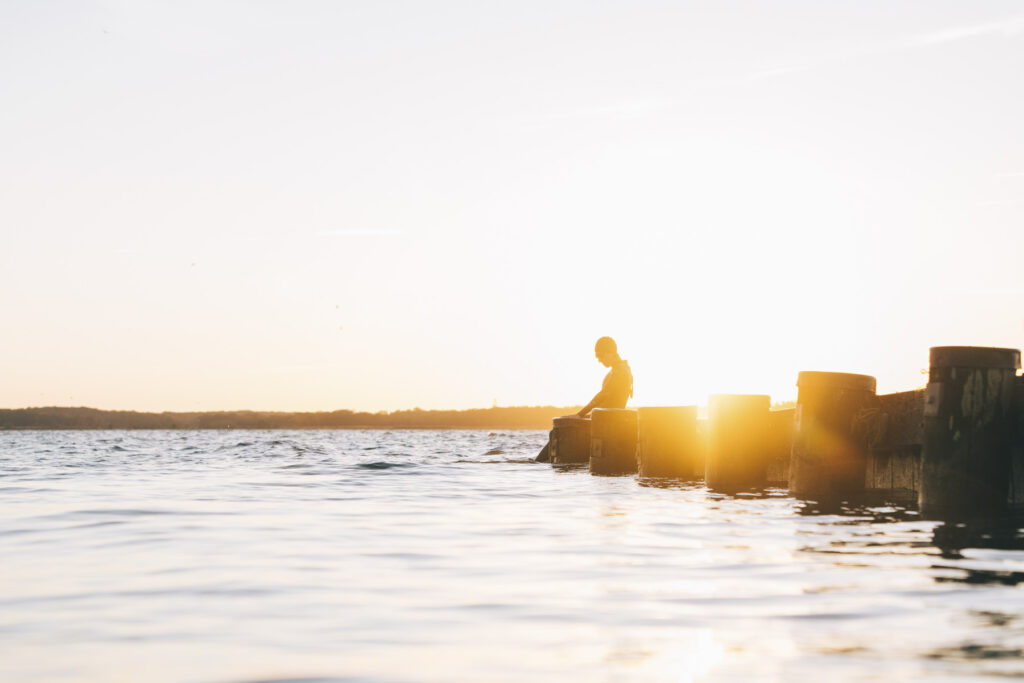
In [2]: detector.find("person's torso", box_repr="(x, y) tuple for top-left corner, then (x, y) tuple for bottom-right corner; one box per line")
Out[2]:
(599, 360), (633, 409)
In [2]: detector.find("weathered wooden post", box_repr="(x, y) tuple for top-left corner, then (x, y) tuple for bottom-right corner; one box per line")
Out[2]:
(864, 389), (925, 499)
(549, 416), (592, 465)
(1012, 376), (1024, 510)
(589, 408), (638, 476)
(706, 394), (771, 491)
(636, 406), (700, 479)
(919, 346), (1021, 518)
(789, 371), (877, 499)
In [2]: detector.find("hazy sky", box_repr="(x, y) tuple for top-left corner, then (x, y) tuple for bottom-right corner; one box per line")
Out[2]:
(3, 1), (1023, 412)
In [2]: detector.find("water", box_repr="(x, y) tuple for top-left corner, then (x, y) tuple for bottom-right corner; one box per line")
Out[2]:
(1, 430), (1023, 682)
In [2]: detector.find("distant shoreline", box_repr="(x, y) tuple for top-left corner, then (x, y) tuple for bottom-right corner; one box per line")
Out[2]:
(0, 427), (545, 431)
(0, 406), (581, 431)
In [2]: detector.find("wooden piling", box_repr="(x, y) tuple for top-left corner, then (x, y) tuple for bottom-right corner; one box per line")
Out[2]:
(1012, 376), (1024, 510)
(636, 406), (700, 479)
(919, 346), (1021, 518)
(549, 416), (591, 465)
(766, 408), (795, 485)
(589, 409), (638, 476)
(789, 371), (877, 499)
(706, 394), (771, 491)
(864, 389), (924, 501)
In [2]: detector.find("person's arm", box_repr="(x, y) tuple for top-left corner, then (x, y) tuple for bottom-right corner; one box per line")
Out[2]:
(576, 389), (605, 417)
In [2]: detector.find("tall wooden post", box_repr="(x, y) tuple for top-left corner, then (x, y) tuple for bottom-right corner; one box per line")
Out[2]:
(706, 394), (770, 491)
(789, 371), (877, 499)
(637, 406), (700, 479)
(589, 409), (638, 476)
(920, 346), (1020, 518)
(549, 416), (591, 465)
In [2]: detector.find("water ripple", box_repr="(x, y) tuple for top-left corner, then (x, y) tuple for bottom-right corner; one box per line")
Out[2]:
(0, 428), (1022, 682)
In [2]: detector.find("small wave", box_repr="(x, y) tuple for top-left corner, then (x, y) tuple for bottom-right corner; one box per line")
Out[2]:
(455, 458), (537, 465)
(76, 508), (172, 516)
(250, 439), (325, 456)
(236, 677), (359, 683)
(355, 462), (415, 470)
(110, 445), (129, 452)
(216, 441), (254, 452)
(933, 566), (1024, 586)
(484, 448), (504, 455)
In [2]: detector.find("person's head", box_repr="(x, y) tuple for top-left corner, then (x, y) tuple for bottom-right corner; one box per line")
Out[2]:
(594, 336), (620, 367)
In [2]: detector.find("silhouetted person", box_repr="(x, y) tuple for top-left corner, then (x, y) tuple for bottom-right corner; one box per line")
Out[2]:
(536, 336), (633, 462)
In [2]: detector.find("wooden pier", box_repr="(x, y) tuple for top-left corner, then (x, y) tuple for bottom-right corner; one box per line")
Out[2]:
(546, 345), (1024, 518)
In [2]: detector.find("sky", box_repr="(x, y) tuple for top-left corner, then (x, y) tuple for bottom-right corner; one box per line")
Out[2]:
(2, 1), (1023, 412)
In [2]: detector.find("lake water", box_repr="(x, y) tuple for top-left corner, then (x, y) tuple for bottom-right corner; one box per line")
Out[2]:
(1, 430), (1023, 682)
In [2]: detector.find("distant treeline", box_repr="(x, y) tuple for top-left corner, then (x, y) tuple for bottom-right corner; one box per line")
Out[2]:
(0, 406), (584, 430)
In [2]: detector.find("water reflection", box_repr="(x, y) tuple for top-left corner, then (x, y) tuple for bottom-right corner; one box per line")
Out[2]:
(636, 477), (702, 491)
(929, 517), (1024, 587)
(931, 518), (1024, 556)
(552, 463), (588, 473)
(796, 499), (921, 522)
(3, 430), (1024, 681)
(787, 496), (1024, 591)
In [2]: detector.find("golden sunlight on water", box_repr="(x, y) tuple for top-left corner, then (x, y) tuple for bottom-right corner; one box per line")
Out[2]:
(2, 430), (1024, 681)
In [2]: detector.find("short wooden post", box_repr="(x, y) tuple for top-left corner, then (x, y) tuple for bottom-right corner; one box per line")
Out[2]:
(920, 346), (1020, 518)
(636, 406), (700, 479)
(864, 390), (925, 499)
(589, 409), (638, 476)
(1012, 377), (1024, 510)
(706, 394), (771, 491)
(766, 408), (796, 485)
(789, 371), (877, 499)
(549, 416), (592, 465)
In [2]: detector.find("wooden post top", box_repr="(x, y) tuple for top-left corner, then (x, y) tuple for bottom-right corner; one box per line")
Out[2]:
(929, 346), (1021, 370)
